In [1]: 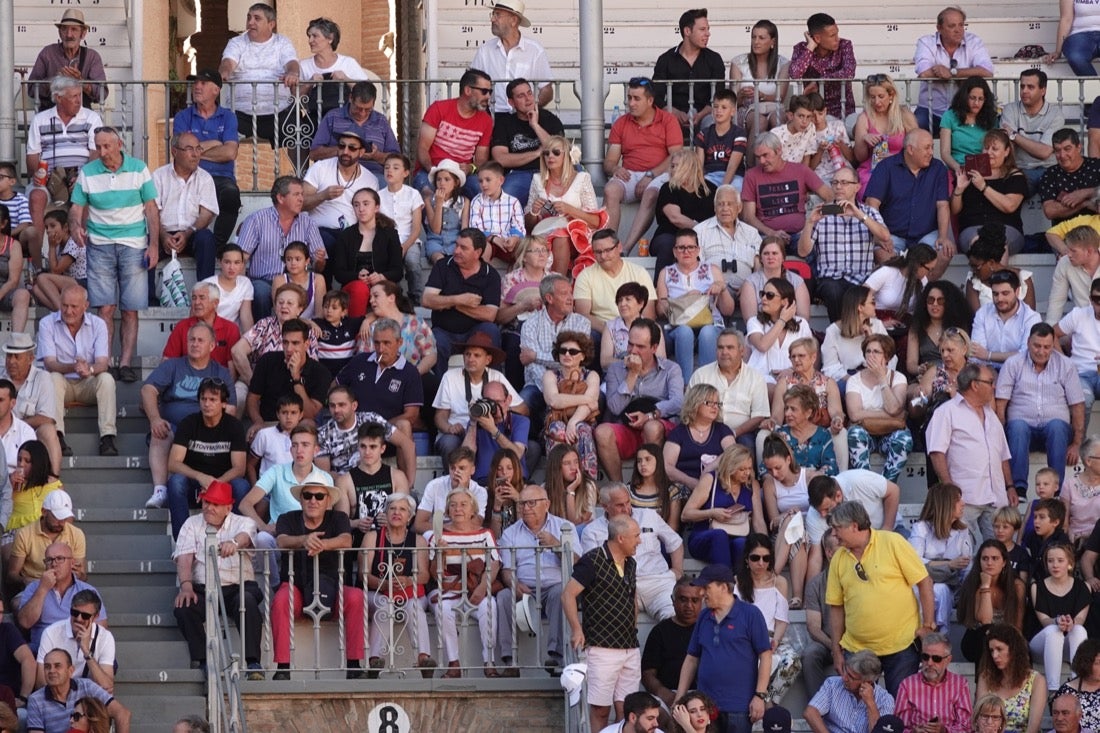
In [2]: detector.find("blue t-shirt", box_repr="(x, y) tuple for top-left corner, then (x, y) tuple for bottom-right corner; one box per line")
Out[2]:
(687, 598), (771, 713)
(142, 357), (234, 426)
(473, 414), (530, 484)
(668, 422), (733, 481)
(172, 105), (239, 179)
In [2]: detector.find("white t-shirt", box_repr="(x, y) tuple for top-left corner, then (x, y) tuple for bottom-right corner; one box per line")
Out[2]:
(864, 266), (925, 312)
(418, 476), (487, 517)
(379, 184), (424, 244)
(302, 158), (379, 230)
(249, 424), (292, 478)
(36, 619), (116, 678)
(1057, 305), (1100, 375)
(222, 32), (298, 114)
(202, 274), (254, 325)
(845, 369), (907, 412)
(746, 317), (813, 382)
(297, 54), (374, 82)
(431, 367), (523, 427)
(806, 468), (890, 543)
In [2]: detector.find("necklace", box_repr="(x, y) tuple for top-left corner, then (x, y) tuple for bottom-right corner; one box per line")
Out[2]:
(338, 164), (361, 190)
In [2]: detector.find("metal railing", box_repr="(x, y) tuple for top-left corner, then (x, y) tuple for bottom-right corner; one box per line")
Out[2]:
(204, 526), (247, 733)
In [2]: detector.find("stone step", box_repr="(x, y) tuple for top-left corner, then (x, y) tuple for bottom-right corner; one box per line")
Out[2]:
(77, 507), (170, 534)
(115, 640), (194, 670)
(89, 533), (172, 558)
(97, 584), (178, 614)
(66, 432), (151, 456)
(70, 484), (158, 509)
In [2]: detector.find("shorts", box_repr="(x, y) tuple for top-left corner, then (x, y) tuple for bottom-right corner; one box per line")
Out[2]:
(0, 289), (18, 311)
(608, 419), (676, 459)
(585, 646), (641, 707)
(607, 169), (662, 204)
(87, 243), (148, 311)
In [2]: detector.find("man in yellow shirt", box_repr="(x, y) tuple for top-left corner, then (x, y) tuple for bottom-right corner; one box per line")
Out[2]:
(825, 500), (935, 697)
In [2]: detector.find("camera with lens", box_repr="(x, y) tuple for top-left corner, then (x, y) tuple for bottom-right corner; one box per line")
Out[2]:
(469, 398), (497, 419)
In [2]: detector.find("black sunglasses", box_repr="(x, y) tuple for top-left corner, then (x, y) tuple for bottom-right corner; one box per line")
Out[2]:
(558, 347), (584, 356)
(921, 652), (948, 663)
(854, 561), (869, 581)
(748, 554), (772, 563)
(70, 712), (86, 722)
(70, 609), (94, 621)
(300, 491), (328, 501)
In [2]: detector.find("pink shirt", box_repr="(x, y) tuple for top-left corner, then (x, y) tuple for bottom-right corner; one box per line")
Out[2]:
(894, 670), (973, 733)
(926, 394), (1011, 507)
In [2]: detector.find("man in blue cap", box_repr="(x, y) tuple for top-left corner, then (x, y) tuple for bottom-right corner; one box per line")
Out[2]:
(676, 564), (772, 733)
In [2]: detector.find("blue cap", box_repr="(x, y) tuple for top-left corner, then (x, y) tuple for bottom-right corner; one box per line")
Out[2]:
(691, 564), (735, 587)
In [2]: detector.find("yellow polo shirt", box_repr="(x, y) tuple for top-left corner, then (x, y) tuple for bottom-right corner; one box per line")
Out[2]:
(825, 528), (928, 656)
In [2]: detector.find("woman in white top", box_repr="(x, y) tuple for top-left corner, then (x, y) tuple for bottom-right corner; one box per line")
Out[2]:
(760, 433), (819, 609)
(202, 243), (254, 331)
(1045, 0), (1100, 75)
(740, 236), (811, 321)
(845, 334), (912, 482)
(735, 533), (800, 702)
(863, 244), (937, 327)
(298, 18), (373, 118)
(909, 482), (973, 631)
(525, 136), (604, 278)
(746, 277), (813, 390)
(821, 286), (892, 383)
(965, 228), (1037, 312)
(729, 20), (790, 142)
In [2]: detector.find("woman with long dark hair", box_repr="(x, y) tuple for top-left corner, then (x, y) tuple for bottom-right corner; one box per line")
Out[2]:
(909, 482), (972, 631)
(630, 443), (683, 531)
(544, 443), (597, 528)
(957, 540), (1025, 664)
(864, 244), (937, 325)
(746, 276), (812, 388)
(332, 187), (404, 317)
(672, 690), (720, 733)
(940, 77), (998, 176)
(736, 533), (800, 701)
(976, 624), (1046, 733)
(906, 280), (973, 376)
(1058, 640), (1100, 729)
(729, 20), (790, 141)
(760, 433), (817, 608)
(486, 448), (523, 537)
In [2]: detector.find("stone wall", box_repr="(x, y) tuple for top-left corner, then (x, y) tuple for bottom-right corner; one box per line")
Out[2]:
(244, 689), (566, 732)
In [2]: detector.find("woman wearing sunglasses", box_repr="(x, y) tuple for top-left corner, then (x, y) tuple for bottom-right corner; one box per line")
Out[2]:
(852, 74), (918, 199)
(542, 331), (600, 479)
(735, 533), (800, 703)
(905, 280), (973, 378)
(746, 276), (812, 393)
(525, 135), (604, 277)
(68, 697), (110, 733)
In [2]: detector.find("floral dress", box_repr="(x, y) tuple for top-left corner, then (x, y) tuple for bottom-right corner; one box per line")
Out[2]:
(544, 367), (598, 479)
(774, 424), (838, 475)
(1056, 681), (1100, 730)
(736, 583), (801, 702)
(1002, 670), (1038, 733)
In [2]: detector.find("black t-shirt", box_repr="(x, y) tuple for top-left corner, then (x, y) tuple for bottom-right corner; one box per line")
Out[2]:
(958, 172), (1028, 231)
(641, 617), (696, 691)
(490, 110), (566, 172)
(249, 351), (331, 420)
(349, 464), (396, 523)
(172, 411), (247, 477)
(0, 621), (27, 691)
(275, 509), (352, 584)
(424, 258), (502, 334)
(654, 183), (716, 236)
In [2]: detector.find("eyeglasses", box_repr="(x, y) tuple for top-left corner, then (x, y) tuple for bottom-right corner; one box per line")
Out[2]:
(199, 377), (226, 388)
(337, 143), (362, 151)
(673, 245), (699, 252)
(93, 126), (119, 135)
(70, 712), (86, 722)
(979, 714), (1004, 722)
(470, 86), (493, 95)
(174, 145), (203, 154)
(44, 555), (72, 564)
(0, 174), (14, 180)
(70, 608), (94, 621)
(926, 296), (945, 305)
(920, 652), (949, 663)
(542, 149), (563, 158)
(972, 378), (995, 386)
(834, 179), (859, 186)
(761, 291), (779, 300)
(518, 499), (548, 508)
(704, 400), (722, 408)
(300, 491), (328, 502)
(748, 554), (772, 563)
(854, 561), (869, 581)
(592, 245), (619, 256)
(558, 347), (584, 356)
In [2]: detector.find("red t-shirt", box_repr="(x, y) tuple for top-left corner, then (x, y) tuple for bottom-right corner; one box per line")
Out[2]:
(608, 107), (682, 172)
(162, 315), (241, 367)
(741, 162), (824, 234)
(420, 98), (493, 170)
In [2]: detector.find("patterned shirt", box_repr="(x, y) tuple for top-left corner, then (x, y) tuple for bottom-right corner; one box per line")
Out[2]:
(241, 316), (320, 365)
(25, 106), (103, 169)
(809, 676), (896, 733)
(236, 207), (326, 281)
(806, 205), (882, 283)
(317, 412), (395, 474)
(789, 39), (858, 118)
(894, 671), (972, 733)
(571, 543), (637, 649)
(770, 123), (819, 164)
(519, 309), (591, 387)
(469, 192), (525, 239)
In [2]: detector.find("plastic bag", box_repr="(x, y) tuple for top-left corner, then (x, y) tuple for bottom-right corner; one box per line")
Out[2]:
(159, 251), (190, 307)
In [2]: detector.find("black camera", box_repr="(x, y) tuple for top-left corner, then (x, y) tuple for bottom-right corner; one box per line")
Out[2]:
(469, 398), (496, 419)
(719, 259), (738, 273)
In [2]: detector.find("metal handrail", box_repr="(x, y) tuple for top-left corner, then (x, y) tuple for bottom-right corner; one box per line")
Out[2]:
(204, 526), (247, 733)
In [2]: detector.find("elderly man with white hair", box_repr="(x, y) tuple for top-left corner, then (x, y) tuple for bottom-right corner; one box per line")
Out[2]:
(694, 185), (762, 297)
(153, 132), (219, 281)
(581, 483), (683, 621)
(0, 333), (63, 473)
(161, 281), (241, 372)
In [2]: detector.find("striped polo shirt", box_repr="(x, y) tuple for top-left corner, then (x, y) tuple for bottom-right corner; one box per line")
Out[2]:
(25, 106), (104, 169)
(70, 154), (157, 249)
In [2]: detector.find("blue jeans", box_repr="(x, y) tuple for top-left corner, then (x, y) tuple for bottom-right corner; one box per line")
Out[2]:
(167, 474), (251, 539)
(704, 171), (743, 191)
(890, 230), (939, 254)
(502, 169), (535, 208)
(251, 277), (273, 320)
(1080, 370), (1100, 414)
(432, 322), (501, 378)
(668, 324), (718, 381)
(189, 228), (218, 282)
(1007, 418), (1071, 493)
(914, 107), (942, 137)
(1064, 31), (1100, 75)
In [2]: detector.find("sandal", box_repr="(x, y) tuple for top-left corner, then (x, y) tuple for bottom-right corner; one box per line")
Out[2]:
(483, 664), (500, 678)
(789, 597), (803, 610)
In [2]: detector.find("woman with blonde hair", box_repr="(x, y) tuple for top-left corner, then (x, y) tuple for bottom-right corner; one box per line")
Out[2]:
(909, 482), (972, 631)
(664, 384), (735, 492)
(682, 444), (766, 569)
(852, 74), (918, 198)
(651, 149), (716, 273)
(972, 694), (1008, 733)
(525, 135), (605, 277)
(769, 336), (847, 470)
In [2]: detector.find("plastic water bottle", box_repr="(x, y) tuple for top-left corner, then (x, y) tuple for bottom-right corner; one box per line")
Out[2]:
(826, 138), (846, 173)
(612, 105), (620, 124)
(32, 161), (48, 187)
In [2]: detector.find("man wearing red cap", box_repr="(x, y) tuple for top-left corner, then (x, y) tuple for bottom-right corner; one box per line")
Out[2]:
(172, 481), (262, 679)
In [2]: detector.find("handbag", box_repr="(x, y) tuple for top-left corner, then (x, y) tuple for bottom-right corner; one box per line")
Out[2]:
(667, 290), (714, 329)
(709, 477), (750, 537)
(545, 370), (598, 431)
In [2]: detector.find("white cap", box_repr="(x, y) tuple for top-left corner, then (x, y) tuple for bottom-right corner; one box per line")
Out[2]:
(560, 663), (587, 707)
(42, 489), (74, 520)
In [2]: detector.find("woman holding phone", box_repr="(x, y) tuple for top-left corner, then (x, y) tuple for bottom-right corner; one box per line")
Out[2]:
(951, 130), (1027, 255)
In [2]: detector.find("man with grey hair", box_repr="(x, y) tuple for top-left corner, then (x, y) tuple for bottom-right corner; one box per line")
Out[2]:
(689, 328), (768, 449)
(28, 9), (108, 111)
(236, 176), (326, 319)
(805, 649), (895, 733)
(826, 500), (935, 696)
(332, 318), (423, 426)
(693, 185), (762, 296)
(69, 126), (160, 384)
(517, 273), (590, 417)
(894, 631), (972, 733)
(741, 131), (832, 249)
(25, 76), (104, 270)
(162, 281), (241, 371)
(1, 332), (64, 473)
(581, 483), (683, 621)
(173, 717), (211, 733)
(1050, 693), (1087, 733)
(563, 513), (641, 732)
(927, 362), (1015, 545)
(152, 132), (219, 281)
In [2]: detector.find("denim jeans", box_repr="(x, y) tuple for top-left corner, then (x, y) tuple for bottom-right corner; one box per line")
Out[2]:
(914, 107), (943, 137)
(166, 474), (251, 538)
(502, 169), (535, 208)
(1064, 31), (1100, 75)
(668, 324), (718, 381)
(250, 277), (273, 320)
(1080, 370), (1100, 414)
(890, 230), (939, 254)
(1006, 418), (1071, 492)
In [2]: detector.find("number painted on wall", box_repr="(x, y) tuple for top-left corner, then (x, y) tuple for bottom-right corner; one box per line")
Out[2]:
(886, 24), (899, 32)
(368, 702), (411, 733)
(1028, 22), (1042, 30)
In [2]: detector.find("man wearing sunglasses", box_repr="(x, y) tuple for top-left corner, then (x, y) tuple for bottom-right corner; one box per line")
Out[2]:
(302, 130), (380, 257)
(308, 81), (400, 179)
(489, 78), (564, 207)
(412, 68), (493, 199)
(893, 632), (972, 733)
(825, 501), (935, 697)
(27, 648), (130, 733)
(35, 590), (115, 694)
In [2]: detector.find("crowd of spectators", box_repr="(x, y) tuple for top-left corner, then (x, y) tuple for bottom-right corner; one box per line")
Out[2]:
(18, 1), (1100, 731)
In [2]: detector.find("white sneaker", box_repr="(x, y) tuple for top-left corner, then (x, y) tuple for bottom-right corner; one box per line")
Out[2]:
(145, 486), (167, 509)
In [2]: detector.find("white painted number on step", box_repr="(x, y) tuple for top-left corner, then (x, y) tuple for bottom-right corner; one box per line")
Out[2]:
(368, 702), (410, 733)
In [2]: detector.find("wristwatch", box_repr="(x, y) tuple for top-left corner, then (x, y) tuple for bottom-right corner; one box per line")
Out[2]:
(754, 692), (768, 702)
(1009, 130), (1018, 142)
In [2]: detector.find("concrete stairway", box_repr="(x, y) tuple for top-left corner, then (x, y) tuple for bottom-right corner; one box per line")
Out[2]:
(60, 380), (204, 733)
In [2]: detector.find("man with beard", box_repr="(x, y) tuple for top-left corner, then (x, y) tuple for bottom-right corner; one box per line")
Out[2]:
(302, 131), (380, 255)
(894, 632), (972, 733)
